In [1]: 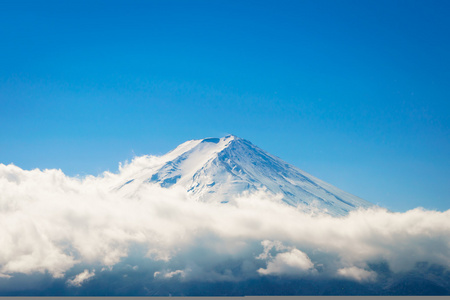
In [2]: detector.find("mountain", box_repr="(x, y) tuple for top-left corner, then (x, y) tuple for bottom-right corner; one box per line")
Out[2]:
(115, 135), (373, 216)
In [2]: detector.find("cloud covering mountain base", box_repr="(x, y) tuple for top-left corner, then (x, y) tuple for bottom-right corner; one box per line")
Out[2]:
(0, 162), (449, 295)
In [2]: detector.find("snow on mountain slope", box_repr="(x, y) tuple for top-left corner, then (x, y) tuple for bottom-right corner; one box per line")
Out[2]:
(115, 135), (373, 216)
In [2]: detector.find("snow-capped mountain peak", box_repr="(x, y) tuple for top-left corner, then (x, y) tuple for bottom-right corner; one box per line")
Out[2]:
(116, 135), (373, 216)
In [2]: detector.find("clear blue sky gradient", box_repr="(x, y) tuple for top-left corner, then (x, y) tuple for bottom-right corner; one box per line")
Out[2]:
(1, 0), (449, 211)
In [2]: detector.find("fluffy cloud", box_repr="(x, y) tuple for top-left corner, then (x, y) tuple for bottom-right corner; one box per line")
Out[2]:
(0, 160), (449, 293)
(257, 241), (315, 276)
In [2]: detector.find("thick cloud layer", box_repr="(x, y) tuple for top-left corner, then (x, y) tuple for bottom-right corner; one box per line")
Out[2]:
(0, 159), (449, 294)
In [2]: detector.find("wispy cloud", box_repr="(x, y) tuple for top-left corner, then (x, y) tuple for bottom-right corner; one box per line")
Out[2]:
(337, 266), (377, 282)
(66, 269), (95, 287)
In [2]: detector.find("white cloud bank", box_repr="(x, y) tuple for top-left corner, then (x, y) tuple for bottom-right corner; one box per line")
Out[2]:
(0, 160), (449, 286)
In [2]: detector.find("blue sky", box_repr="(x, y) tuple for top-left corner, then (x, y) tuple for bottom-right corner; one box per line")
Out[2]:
(0, 0), (449, 212)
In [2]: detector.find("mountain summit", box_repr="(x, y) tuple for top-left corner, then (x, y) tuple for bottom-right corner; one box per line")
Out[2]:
(116, 135), (373, 216)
